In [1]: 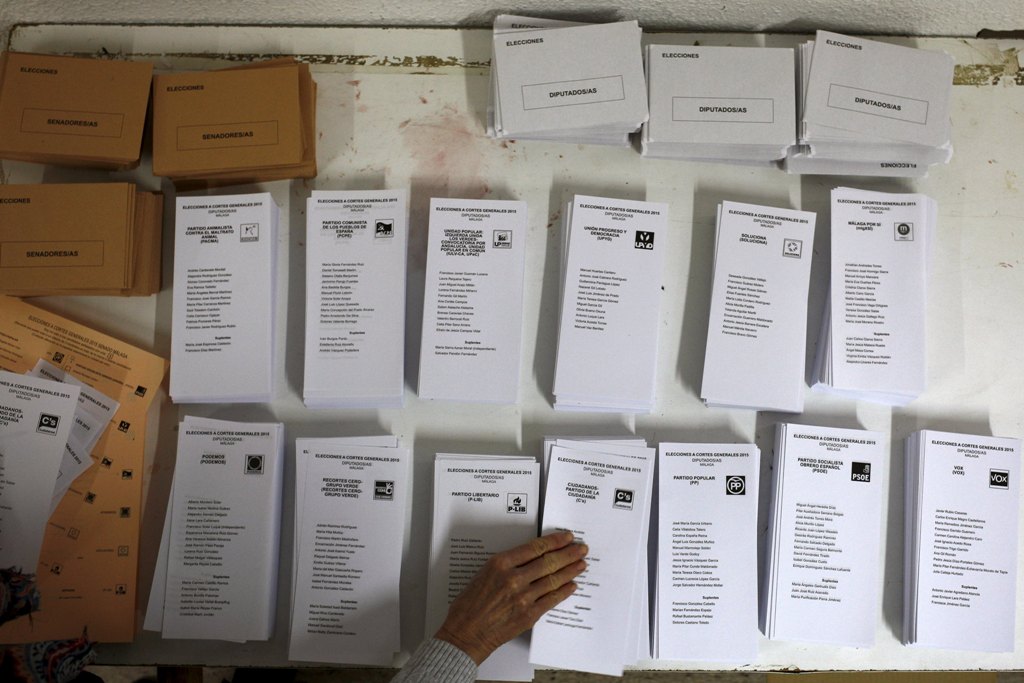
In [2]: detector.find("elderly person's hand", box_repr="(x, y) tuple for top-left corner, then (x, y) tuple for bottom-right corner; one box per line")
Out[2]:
(435, 530), (588, 664)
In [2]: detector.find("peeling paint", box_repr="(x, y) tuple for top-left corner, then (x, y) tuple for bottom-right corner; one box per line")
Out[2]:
(954, 47), (1023, 86)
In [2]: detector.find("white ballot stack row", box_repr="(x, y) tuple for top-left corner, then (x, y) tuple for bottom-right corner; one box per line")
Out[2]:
(904, 430), (1021, 652)
(489, 16), (648, 145)
(787, 31), (954, 177)
(642, 45), (796, 164)
(171, 193), (280, 403)
(531, 439), (655, 676)
(656, 443), (760, 662)
(761, 423), (886, 647)
(290, 437), (410, 664)
(0, 370), (79, 572)
(812, 187), (934, 405)
(303, 190), (409, 408)
(701, 201), (816, 413)
(418, 198), (528, 404)
(145, 417), (285, 642)
(426, 453), (540, 681)
(553, 195), (668, 412)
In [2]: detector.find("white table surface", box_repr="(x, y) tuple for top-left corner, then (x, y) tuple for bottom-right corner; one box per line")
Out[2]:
(4, 22), (1024, 671)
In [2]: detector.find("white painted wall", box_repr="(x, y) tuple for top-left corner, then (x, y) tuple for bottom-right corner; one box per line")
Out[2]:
(2, 0), (1022, 50)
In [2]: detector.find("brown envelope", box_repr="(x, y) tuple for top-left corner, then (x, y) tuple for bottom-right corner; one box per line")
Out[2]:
(152, 58), (317, 184)
(0, 295), (168, 643)
(0, 51), (153, 169)
(0, 184), (163, 297)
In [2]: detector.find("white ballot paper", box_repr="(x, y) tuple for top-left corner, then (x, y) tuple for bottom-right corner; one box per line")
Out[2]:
(27, 359), (120, 506)
(303, 190), (409, 408)
(418, 198), (528, 403)
(904, 430), (1021, 652)
(530, 441), (654, 676)
(289, 438), (410, 664)
(812, 187), (934, 405)
(158, 417), (284, 641)
(642, 45), (796, 163)
(656, 443), (760, 662)
(171, 193), (279, 403)
(0, 371), (78, 571)
(553, 195), (668, 412)
(426, 453), (539, 681)
(761, 423), (886, 647)
(701, 201), (816, 412)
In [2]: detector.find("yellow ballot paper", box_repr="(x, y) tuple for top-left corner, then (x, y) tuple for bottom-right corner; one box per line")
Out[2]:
(0, 295), (167, 642)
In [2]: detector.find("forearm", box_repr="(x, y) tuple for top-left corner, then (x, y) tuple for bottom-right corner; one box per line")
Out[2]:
(391, 637), (478, 683)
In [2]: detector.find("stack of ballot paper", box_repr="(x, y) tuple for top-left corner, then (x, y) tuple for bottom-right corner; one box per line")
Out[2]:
(642, 45), (796, 164)
(531, 439), (655, 676)
(0, 183), (162, 296)
(489, 16), (648, 145)
(418, 198), (528, 403)
(171, 193), (279, 403)
(290, 437), (410, 664)
(655, 443), (760, 662)
(761, 423), (886, 647)
(303, 190), (409, 408)
(811, 187), (934, 405)
(145, 417), (284, 642)
(553, 195), (668, 412)
(904, 430), (1021, 652)
(0, 370), (79, 574)
(426, 453), (540, 681)
(701, 201), (816, 412)
(27, 360), (120, 511)
(787, 31), (954, 177)
(152, 58), (316, 185)
(0, 51), (153, 169)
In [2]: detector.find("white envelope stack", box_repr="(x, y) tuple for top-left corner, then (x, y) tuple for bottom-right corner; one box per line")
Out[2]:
(904, 430), (1021, 652)
(553, 195), (668, 412)
(812, 187), (935, 405)
(642, 45), (796, 164)
(489, 16), (648, 145)
(787, 31), (954, 177)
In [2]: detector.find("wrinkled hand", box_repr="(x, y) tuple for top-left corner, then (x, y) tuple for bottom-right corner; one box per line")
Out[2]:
(435, 530), (588, 665)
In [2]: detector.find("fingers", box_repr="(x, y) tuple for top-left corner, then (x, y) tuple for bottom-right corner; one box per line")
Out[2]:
(519, 539), (588, 583)
(530, 579), (579, 618)
(528, 558), (586, 601)
(499, 530), (575, 568)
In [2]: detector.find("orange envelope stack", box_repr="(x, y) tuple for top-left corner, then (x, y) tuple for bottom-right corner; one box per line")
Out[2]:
(0, 51), (153, 169)
(0, 294), (168, 643)
(151, 58), (317, 185)
(0, 183), (163, 296)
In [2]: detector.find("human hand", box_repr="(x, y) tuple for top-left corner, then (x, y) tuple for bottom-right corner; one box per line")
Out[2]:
(434, 530), (588, 665)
